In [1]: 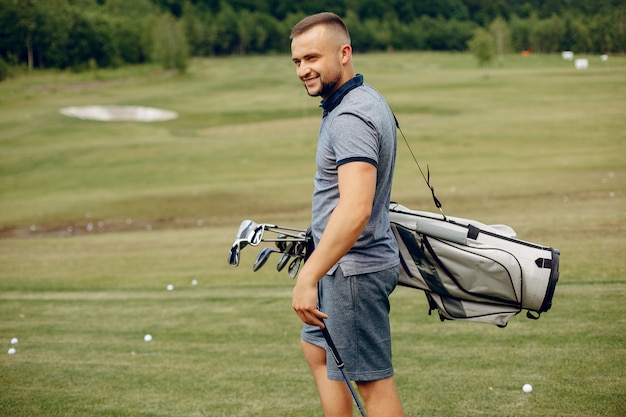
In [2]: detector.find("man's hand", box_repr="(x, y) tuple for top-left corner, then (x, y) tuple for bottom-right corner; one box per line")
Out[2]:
(292, 274), (328, 328)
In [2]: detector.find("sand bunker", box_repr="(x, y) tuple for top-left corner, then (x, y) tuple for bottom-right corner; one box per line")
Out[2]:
(59, 105), (178, 122)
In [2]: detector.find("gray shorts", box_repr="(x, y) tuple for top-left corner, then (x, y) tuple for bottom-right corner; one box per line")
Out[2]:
(301, 265), (399, 382)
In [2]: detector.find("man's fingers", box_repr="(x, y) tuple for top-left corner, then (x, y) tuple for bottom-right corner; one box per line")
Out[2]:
(295, 308), (328, 328)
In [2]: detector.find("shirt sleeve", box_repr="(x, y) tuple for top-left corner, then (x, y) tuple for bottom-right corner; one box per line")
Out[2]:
(329, 111), (379, 168)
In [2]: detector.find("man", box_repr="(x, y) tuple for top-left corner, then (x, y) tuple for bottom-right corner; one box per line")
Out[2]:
(290, 12), (404, 417)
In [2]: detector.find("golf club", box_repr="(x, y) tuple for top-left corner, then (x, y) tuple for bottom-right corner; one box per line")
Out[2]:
(287, 257), (302, 278)
(320, 322), (367, 417)
(277, 252), (291, 271)
(275, 234), (289, 252)
(253, 247), (281, 271)
(228, 242), (241, 266)
(235, 220), (259, 247)
(228, 220), (261, 266)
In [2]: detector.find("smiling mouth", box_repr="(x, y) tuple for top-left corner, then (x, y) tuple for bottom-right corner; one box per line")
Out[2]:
(303, 76), (319, 87)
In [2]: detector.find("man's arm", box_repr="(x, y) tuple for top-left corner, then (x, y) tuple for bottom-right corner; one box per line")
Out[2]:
(292, 161), (377, 328)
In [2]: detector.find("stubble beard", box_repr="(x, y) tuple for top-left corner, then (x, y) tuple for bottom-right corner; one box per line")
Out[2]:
(305, 71), (341, 98)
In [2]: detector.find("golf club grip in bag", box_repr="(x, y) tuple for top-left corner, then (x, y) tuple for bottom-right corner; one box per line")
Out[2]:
(389, 203), (560, 327)
(303, 227), (315, 262)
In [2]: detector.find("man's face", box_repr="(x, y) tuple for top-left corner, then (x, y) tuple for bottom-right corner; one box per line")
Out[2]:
(291, 25), (344, 100)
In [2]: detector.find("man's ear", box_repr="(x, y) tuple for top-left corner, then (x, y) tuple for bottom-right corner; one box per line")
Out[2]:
(340, 44), (352, 64)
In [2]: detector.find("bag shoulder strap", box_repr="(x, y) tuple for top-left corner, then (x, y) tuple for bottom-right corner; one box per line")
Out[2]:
(393, 113), (446, 220)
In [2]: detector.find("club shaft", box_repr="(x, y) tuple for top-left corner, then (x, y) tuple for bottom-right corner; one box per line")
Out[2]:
(321, 324), (367, 417)
(264, 225), (307, 233)
(261, 237), (307, 243)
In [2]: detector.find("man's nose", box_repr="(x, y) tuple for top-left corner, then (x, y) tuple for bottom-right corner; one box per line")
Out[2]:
(297, 63), (310, 79)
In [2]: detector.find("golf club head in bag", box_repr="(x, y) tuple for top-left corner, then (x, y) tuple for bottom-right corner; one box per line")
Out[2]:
(227, 220), (314, 278)
(277, 252), (291, 272)
(237, 220), (260, 245)
(275, 234), (290, 253)
(276, 235), (309, 276)
(288, 257), (302, 279)
(228, 220), (261, 267)
(253, 247), (281, 271)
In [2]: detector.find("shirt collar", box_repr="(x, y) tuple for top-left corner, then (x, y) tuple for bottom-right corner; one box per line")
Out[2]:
(320, 74), (364, 115)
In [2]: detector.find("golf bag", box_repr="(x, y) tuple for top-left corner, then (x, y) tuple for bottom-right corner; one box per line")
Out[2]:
(227, 204), (559, 327)
(389, 203), (559, 327)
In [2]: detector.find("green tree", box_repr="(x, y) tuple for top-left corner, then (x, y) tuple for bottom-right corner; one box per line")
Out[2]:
(150, 12), (189, 71)
(32, 1), (73, 68)
(104, 0), (154, 62)
(564, 16), (592, 53)
(104, 0), (154, 17)
(531, 14), (565, 53)
(614, 5), (626, 53)
(490, 16), (510, 65)
(363, 18), (393, 51)
(419, 16), (475, 51)
(0, 56), (10, 81)
(590, 14), (613, 53)
(509, 13), (533, 51)
(12, 0), (41, 70)
(237, 9), (254, 55)
(388, 15), (425, 50)
(64, 8), (119, 70)
(463, 0), (511, 25)
(468, 26), (495, 71)
(182, 1), (207, 56)
(213, 2), (239, 55)
(0, 0), (72, 70)
(252, 13), (285, 53)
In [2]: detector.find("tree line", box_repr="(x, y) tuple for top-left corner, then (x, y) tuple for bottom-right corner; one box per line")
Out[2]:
(1, 0), (625, 79)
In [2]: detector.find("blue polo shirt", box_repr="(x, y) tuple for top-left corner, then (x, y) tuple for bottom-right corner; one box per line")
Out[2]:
(311, 74), (399, 276)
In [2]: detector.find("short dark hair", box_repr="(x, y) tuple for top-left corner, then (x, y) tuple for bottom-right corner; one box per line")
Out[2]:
(290, 12), (350, 41)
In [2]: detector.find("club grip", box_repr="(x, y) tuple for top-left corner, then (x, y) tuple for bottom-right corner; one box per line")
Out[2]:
(320, 323), (344, 369)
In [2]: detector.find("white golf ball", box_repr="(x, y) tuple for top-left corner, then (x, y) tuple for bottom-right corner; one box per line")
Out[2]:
(8, 347), (16, 355)
(144, 334), (153, 342)
(191, 279), (198, 286)
(522, 383), (533, 393)
(10, 337), (18, 345)
(166, 284), (174, 291)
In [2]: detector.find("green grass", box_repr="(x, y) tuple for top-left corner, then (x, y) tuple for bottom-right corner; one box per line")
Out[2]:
(1, 52), (625, 416)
